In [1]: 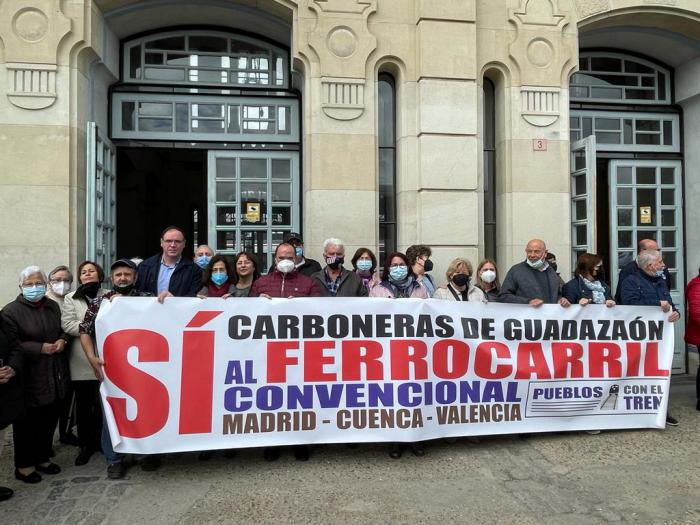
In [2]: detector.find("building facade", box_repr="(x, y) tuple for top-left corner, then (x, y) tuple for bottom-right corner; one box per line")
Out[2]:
(1, 0), (698, 370)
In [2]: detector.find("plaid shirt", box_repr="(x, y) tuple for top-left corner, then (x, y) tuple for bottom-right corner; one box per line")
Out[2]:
(79, 289), (151, 336)
(323, 268), (341, 296)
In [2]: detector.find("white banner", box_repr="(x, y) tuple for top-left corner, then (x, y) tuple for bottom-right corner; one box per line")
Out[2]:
(95, 297), (674, 454)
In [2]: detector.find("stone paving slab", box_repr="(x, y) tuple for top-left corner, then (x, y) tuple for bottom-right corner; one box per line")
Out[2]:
(1, 378), (698, 524)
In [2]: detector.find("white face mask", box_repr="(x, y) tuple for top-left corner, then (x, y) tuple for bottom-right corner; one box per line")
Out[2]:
(276, 259), (295, 274)
(526, 258), (545, 270)
(51, 281), (72, 297)
(480, 270), (496, 283)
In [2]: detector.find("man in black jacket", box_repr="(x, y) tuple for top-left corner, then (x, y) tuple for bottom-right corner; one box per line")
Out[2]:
(614, 238), (671, 303)
(136, 226), (202, 302)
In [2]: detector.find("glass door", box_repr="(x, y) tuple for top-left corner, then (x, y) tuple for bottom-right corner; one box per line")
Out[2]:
(609, 160), (685, 371)
(86, 122), (117, 272)
(207, 150), (300, 270)
(570, 136), (597, 271)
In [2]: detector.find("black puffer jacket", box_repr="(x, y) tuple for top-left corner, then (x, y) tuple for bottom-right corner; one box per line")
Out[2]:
(1, 296), (69, 408)
(0, 322), (24, 428)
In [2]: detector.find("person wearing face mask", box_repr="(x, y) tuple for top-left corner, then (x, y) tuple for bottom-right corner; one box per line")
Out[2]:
(278, 232), (322, 277)
(1, 266), (70, 484)
(619, 249), (680, 427)
(433, 258), (485, 302)
(251, 243), (322, 300)
(79, 258), (153, 478)
(614, 239), (671, 304)
(61, 261), (108, 466)
(197, 255), (237, 298)
(193, 244), (214, 270)
(46, 265), (78, 446)
(311, 238), (367, 297)
(562, 253), (615, 308)
(351, 248), (381, 292)
(369, 252), (428, 459)
(370, 252), (429, 300)
(475, 259), (501, 302)
(250, 243), (321, 462)
(499, 239), (571, 307)
(45, 266), (74, 310)
(406, 245), (436, 297)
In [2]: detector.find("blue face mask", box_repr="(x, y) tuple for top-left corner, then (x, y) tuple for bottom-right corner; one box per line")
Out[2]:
(211, 273), (228, 286)
(357, 260), (372, 272)
(389, 265), (408, 281)
(654, 270), (664, 278)
(196, 255), (211, 269)
(22, 284), (46, 303)
(294, 246), (303, 258)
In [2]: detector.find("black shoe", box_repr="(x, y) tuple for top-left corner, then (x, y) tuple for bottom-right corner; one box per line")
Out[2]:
(107, 462), (126, 480)
(198, 451), (213, 461)
(0, 486), (13, 501)
(14, 469), (42, 484)
(35, 463), (61, 475)
(293, 445), (310, 462)
(696, 400), (699, 412)
(410, 443), (425, 457)
(140, 455), (161, 471)
(389, 444), (402, 459)
(75, 447), (94, 466)
(223, 450), (237, 459)
(59, 432), (80, 447)
(666, 415), (679, 426)
(263, 447), (280, 462)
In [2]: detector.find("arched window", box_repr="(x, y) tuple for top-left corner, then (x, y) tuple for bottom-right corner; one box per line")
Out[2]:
(571, 52), (671, 105)
(123, 30), (289, 88)
(483, 77), (496, 260)
(378, 73), (397, 265)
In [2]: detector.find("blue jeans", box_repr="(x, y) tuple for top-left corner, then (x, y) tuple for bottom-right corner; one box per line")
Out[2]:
(101, 414), (124, 465)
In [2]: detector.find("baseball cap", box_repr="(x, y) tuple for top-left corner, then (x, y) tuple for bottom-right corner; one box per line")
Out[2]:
(284, 232), (303, 243)
(110, 258), (137, 271)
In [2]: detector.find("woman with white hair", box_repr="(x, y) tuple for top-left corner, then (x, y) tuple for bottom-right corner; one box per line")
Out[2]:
(1, 266), (70, 484)
(45, 265), (74, 309)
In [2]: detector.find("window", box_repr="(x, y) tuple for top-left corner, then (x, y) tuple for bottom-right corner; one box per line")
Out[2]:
(569, 111), (679, 152)
(123, 30), (289, 89)
(571, 53), (671, 105)
(483, 78), (496, 260)
(378, 73), (397, 266)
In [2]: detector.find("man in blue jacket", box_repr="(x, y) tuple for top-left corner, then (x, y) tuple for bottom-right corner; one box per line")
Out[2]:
(136, 226), (203, 302)
(619, 249), (680, 426)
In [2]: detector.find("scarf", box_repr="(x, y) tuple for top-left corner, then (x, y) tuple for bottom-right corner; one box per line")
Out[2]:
(582, 277), (606, 304)
(356, 269), (372, 289)
(387, 275), (415, 298)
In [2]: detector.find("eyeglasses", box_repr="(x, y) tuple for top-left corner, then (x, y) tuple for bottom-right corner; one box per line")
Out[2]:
(163, 239), (184, 245)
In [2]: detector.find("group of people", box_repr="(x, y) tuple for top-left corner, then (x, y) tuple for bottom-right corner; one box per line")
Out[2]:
(0, 226), (694, 501)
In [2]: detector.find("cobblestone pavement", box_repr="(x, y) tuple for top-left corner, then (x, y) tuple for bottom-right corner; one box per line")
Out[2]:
(1, 377), (698, 525)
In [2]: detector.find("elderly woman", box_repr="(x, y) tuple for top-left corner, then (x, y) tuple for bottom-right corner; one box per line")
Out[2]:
(351, 247), (381, 293)
(433, 258), (485, 302)
(45, 265), (74, 309)
(475, 259), (501, 302)
(62, 261), (106, 466)
(1, 266), (70, 483)
(198, 255), (237, 298)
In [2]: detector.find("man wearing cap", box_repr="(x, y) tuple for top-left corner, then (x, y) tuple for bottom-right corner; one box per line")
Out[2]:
(283, 232), (322, 277)
(136, 226), (202, 302)
(79, 258), (152, 479)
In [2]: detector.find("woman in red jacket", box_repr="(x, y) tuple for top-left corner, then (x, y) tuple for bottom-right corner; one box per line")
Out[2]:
(685, 268), (700, 411)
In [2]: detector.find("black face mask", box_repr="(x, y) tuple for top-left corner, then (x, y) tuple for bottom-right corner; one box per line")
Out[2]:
(326, 256), (344, 270)
(452, 274), (470, 287)
(593, 267), (606, 282)
(423, 259), (434, 272)
(113, 283), (134, 295)
(76, 281), (100, 300)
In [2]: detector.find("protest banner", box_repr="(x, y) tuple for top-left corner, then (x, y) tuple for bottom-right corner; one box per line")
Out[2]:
(95, 297), (674, 453)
